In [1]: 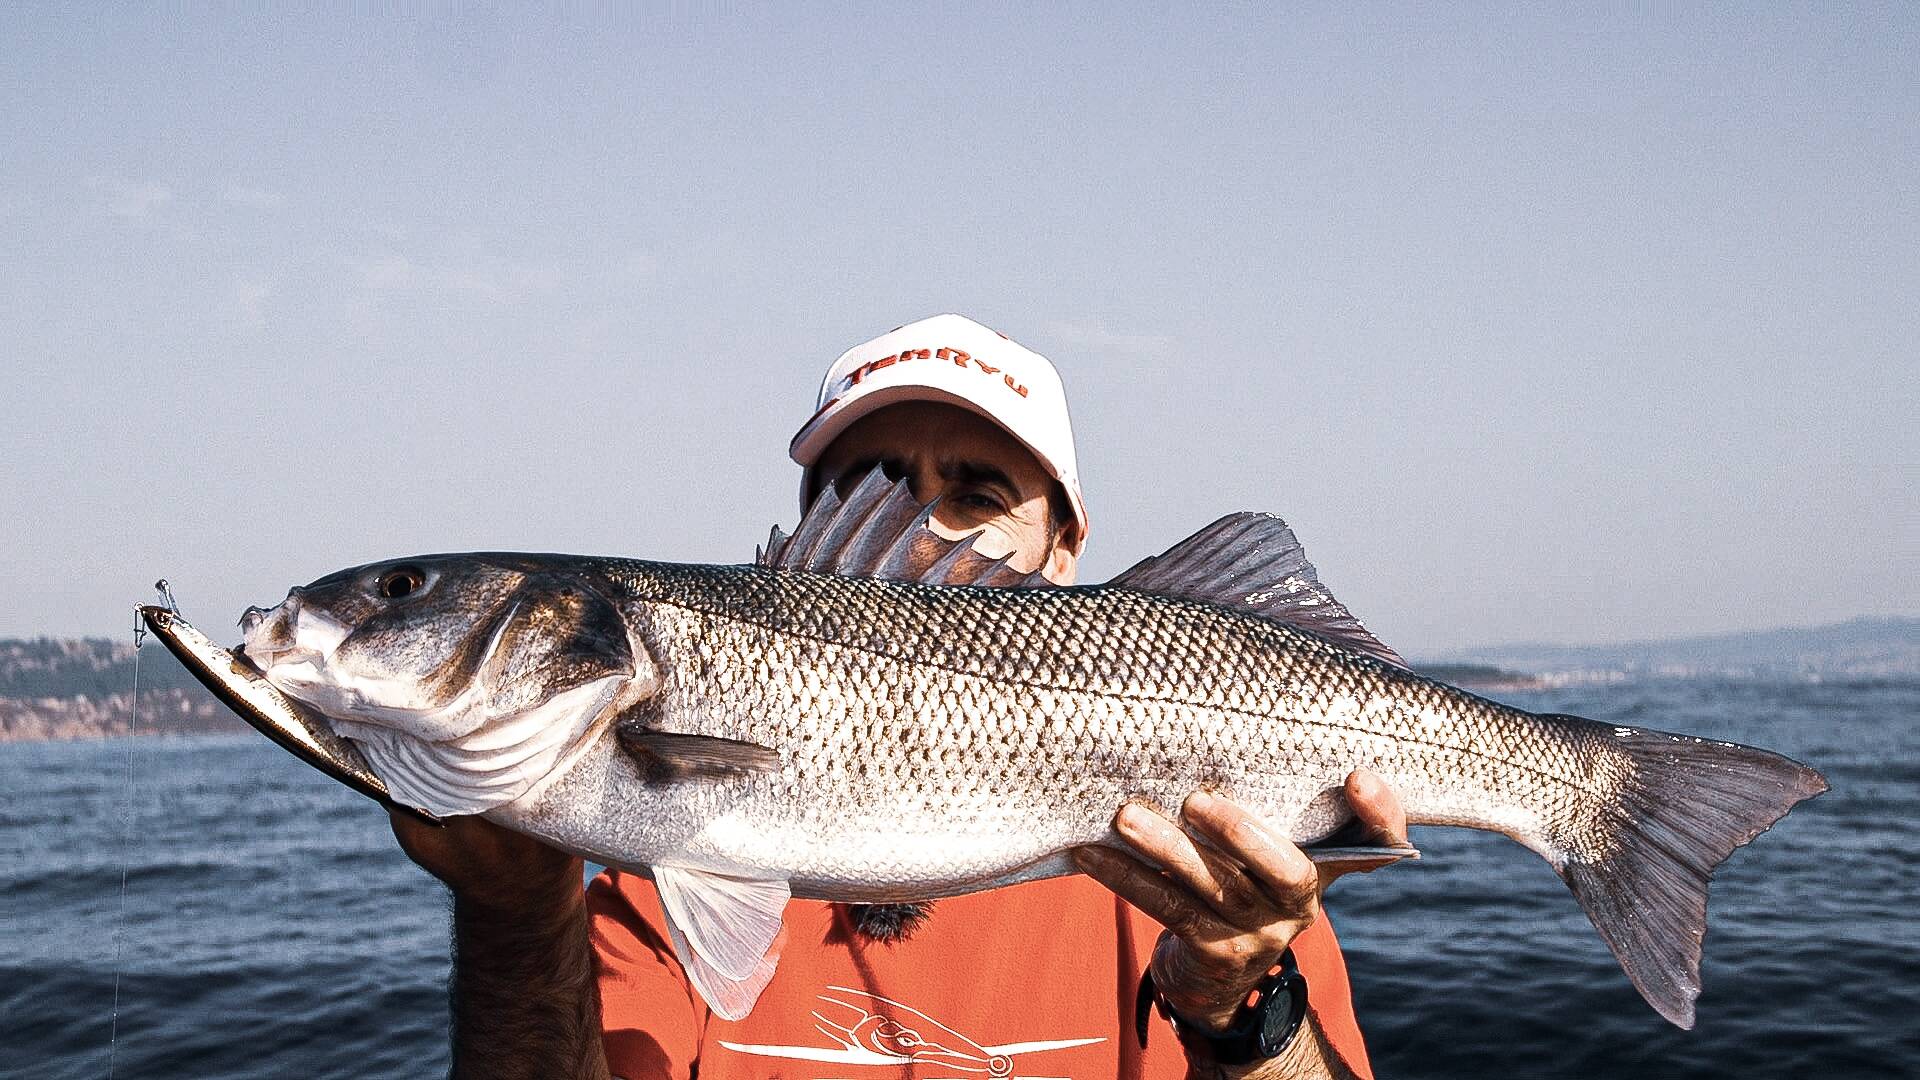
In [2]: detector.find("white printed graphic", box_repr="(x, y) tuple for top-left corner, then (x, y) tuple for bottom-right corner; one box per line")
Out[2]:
(719, 985), (1105, 1079)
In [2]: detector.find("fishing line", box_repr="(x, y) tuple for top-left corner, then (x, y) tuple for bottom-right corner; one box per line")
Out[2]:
(107, 582), (174, 1077)
(106, 602), (145, 1077)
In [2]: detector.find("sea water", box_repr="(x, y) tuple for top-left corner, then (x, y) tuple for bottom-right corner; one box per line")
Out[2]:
(3, 678), (1915, 1077)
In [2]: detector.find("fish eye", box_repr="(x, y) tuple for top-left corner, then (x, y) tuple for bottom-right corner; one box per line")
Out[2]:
(375, 566), (427, 600)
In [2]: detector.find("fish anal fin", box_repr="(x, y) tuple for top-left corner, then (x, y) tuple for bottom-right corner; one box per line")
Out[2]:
(654, 865), (791, 1019)
(1107, 513), (1408, 669)
(1301, 843), (1421, 869)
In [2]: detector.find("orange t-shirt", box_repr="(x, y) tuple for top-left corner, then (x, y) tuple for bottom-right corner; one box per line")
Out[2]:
(589, 870), (1372, 1079)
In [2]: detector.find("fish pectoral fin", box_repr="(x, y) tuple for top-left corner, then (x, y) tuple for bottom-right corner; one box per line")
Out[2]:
(617, 730), (781, 778)
(1299, 843), (1421, 868)
(654, 866), (791, 1021)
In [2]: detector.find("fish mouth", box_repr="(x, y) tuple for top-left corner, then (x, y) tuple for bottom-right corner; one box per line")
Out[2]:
(139, 604), (441, 825)
(239, 640), (322, 672)
(231, 640), (328, 679)
(239, 600), (298, 665)
(239, 605), (272, 635)
(239, 595), (345, 677)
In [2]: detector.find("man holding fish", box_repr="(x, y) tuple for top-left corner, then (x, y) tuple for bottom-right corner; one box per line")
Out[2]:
(188, 305), (1817, 1078)
(393, 314), (1406, 1078)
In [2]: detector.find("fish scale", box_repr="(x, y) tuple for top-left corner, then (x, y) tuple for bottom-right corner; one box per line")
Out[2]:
(540, 562), (1608, 892)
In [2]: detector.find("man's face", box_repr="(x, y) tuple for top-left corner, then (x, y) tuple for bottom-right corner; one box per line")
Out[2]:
(809, 402), (1080, 585)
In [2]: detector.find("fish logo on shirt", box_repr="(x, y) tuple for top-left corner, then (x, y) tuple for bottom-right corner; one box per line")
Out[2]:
(718, 986), (1105, 1079)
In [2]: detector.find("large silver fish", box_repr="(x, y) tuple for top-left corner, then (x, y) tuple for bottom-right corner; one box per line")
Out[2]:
(203, 472), (1824, 1026)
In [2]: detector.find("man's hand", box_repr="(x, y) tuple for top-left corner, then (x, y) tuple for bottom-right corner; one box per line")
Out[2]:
(1072, 771), (1407, 1033)
(389, 811), (612, 1080)
(390, 810), (580, 913)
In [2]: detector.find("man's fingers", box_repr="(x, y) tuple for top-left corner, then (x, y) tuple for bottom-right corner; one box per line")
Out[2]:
(388, 810), (582, 908)
(1345, 768), (1410, 847)
(1110, 803), (1272, 923)
(1177, 791), (1320, 921)
(1085, 779), (1405, 934)
(1310, 771), (1414, 890)
(1071, 845), (1236, 943)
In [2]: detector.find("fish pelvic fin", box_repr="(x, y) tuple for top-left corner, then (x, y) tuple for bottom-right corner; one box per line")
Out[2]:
(654, 866), (791, 1021)
(1549, 721), (1827, 1029)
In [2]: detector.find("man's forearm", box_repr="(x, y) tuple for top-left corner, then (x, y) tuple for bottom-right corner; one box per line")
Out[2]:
(449, 887), (611, 1080)
(1184, 1013), (1361, 1080)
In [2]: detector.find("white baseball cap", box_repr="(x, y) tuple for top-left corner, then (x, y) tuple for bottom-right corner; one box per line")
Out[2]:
(789, 313), (1088, 552)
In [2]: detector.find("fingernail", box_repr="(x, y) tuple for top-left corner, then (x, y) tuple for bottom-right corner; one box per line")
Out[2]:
(1185, 790), (1217, 813)
(1116, 803), (1155, 834)
(1072, 847), (1109, 869)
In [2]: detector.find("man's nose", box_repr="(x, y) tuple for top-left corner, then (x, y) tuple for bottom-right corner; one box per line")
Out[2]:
(903, 462), (942, 506)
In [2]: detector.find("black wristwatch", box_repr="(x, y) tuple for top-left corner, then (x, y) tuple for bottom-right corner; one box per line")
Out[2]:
(1139, 951), (1311, 1066)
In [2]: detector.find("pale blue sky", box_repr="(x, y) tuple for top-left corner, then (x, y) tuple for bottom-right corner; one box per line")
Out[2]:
(2, 6), (1913, 651)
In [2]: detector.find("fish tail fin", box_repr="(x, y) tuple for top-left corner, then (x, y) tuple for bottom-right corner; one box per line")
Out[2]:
(1545, 720), (1826, 1028)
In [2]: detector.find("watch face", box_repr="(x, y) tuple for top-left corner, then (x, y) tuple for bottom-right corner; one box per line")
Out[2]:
(1258, 974), (1308, 1056)
(1259, 996), (1289, 1049)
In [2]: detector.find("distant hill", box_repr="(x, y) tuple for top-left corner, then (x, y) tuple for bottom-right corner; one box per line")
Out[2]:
(1413, 663), (1546, 692)
(0, 637), (208, 697)
(0, 637), (242, 742)
(1425, 615), (1919, 683)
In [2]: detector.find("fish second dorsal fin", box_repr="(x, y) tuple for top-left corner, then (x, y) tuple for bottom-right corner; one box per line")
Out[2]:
(756, 467), (1051, 588)
(1107, 513), (1409, 670)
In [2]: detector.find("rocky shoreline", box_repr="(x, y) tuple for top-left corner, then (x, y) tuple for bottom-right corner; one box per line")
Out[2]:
(0, 637), (246, 743)
(0, 688), (247, 742)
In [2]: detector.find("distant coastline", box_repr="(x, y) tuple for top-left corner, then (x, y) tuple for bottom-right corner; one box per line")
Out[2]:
(1419, 614), (1919, 686)
(0, 638), (244, 743)
(0, 687), (246, 742)
(2, 615), (1912, 744)
(1413, 664), (1547, 692)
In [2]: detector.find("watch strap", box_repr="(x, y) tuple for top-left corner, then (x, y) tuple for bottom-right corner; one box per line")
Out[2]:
(1136, 951), (1311, 1066)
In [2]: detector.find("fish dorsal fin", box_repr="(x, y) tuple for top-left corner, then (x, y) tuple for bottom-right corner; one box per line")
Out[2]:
(653, 865), (790, 1020)
(1107, 513), (1409, 670)
(757, 467), (1050, 588)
